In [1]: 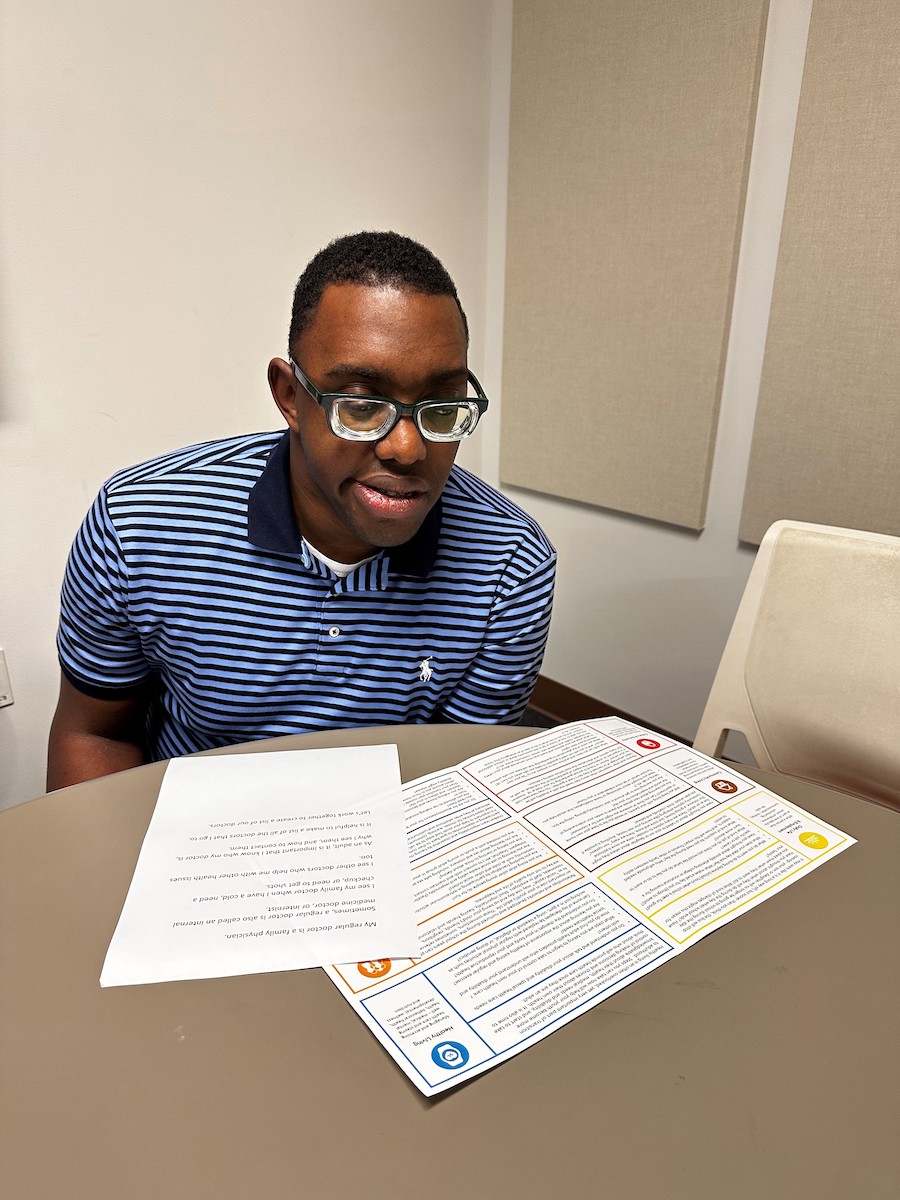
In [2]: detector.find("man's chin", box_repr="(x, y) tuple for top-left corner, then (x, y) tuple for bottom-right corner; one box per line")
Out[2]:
(348, 512), (427, 554)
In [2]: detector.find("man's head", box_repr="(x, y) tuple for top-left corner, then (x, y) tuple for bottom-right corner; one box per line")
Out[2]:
(269, 233), (481, 564)
(287, 230), (468, 350)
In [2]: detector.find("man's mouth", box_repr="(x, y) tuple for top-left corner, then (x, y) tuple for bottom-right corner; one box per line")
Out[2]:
(353, 478), (428, 515)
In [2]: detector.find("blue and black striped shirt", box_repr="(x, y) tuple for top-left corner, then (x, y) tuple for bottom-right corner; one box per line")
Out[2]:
(57, 431), (556, 760)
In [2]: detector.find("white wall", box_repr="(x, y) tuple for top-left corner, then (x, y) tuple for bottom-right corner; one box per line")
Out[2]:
(480, 0), (814, 741)
(0, 0), (494, 807)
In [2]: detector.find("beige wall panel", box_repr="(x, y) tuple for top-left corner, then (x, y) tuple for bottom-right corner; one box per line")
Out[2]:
(501, 0), (767, 529)
(740, 0), (900, 544)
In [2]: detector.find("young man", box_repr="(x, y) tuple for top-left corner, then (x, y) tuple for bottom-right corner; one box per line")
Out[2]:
(48, 232), (556, 788)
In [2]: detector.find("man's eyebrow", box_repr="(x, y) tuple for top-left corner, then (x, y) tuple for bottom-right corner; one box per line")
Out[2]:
(321, 363), (467, 387)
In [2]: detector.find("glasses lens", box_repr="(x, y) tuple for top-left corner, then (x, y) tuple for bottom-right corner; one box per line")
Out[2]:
(418, 401), (479, 440)
(333, 398), (395, 437)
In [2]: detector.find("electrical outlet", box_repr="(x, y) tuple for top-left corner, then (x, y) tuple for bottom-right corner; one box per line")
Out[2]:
(0, 649), (14, 708)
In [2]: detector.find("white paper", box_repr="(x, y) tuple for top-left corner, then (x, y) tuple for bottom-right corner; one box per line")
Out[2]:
(101, 745), (419, 986)
(325, 719), (855, 1095)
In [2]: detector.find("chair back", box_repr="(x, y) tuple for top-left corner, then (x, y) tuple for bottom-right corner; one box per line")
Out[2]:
(694, 520), (900, 809)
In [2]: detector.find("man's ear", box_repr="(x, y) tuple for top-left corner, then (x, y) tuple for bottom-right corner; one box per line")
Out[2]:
(268, 358), (300, 432)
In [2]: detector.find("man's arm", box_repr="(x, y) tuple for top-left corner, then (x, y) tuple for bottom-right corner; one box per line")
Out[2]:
(51, 480), (154, 789)
(47, 675), (149, 790)
(435, 550), (556, 725)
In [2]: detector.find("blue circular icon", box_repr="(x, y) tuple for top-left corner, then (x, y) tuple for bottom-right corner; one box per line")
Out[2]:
(431, 1040), (470, 1070)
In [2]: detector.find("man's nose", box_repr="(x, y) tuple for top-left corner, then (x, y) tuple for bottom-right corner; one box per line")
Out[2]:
(375, 416), (427, 464)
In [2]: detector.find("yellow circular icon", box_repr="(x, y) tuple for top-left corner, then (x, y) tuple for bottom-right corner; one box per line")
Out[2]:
(799, 831), (828, 850)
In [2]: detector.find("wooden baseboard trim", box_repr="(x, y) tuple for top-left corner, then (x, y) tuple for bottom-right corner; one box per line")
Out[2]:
(529, 675), (684, 744)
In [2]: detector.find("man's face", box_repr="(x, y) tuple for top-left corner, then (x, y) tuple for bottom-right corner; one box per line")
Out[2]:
(271, 283), (467, 562)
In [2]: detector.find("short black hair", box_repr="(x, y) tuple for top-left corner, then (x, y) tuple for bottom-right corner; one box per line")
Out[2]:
(288, 230), (468, 351)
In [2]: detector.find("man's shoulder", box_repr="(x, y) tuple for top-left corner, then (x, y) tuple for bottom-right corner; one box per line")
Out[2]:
(103, 431), (284, 496)
(441, 466), (554, 557)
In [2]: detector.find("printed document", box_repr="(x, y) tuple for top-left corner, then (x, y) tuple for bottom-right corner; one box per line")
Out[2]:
(325, 719), (855, 1095)
(101, 745), (417, 986)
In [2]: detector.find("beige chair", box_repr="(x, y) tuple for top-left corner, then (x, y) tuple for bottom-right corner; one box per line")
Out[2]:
(694, 520), (900, 810)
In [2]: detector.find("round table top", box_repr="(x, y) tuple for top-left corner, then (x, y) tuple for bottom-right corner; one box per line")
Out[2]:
(2, 724), (898, 1200)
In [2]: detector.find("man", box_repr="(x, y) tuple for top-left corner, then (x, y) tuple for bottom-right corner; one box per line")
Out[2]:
(48, 232), (556, 789)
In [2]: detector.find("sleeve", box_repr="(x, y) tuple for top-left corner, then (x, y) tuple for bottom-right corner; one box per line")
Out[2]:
(435, 543), (557, 725)
(56, 486), (152, 697)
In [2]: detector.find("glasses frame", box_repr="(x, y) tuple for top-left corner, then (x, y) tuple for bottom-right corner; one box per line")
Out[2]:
(289, 358), (489, 443)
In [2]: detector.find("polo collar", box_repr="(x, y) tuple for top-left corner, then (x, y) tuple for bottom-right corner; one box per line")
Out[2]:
(246, 430), (441, 578)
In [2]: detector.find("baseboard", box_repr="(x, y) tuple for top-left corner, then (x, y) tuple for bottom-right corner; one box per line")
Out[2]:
(529, 675), (684, 744)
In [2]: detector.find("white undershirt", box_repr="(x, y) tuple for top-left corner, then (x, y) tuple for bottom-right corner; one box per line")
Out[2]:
(303, 538), (377, 579)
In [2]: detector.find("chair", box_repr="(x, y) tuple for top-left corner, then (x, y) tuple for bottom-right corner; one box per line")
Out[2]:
(694, 520), (900, 810)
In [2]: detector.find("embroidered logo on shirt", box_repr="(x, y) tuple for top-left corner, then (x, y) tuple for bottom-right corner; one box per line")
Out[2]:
(418, 657), (434, 683)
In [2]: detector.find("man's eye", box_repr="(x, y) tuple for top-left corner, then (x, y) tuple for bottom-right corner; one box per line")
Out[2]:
(337, 398), (392, 431)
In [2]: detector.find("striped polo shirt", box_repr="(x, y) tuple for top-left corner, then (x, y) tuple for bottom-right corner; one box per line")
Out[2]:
(57, 430), (556, 761)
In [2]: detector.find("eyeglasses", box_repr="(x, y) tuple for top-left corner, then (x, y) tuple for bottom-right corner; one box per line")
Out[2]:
(290, 359), (489, 443)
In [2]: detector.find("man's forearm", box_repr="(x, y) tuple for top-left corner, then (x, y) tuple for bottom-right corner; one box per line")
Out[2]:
(46, 731), (146, 791)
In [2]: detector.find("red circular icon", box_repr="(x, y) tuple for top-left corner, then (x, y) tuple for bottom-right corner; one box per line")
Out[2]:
(711, 779), (738, 794)
(636, 738), (660, 750)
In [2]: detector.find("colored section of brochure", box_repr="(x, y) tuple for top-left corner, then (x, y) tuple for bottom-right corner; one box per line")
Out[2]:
(325, 719), (855, 1096)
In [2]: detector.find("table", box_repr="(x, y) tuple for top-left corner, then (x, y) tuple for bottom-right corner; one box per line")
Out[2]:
(2, 725), (898, 1200)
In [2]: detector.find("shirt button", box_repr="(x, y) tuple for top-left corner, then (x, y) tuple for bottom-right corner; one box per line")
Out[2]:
(328, 626), (341, 638)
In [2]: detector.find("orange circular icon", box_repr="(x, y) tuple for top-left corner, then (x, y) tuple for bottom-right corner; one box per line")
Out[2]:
(357, 959), (392, 978)
(711, 779), (738, 794)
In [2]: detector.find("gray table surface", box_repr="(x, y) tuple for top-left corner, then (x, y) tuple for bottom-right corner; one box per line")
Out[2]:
(2, 724), (898, 1200)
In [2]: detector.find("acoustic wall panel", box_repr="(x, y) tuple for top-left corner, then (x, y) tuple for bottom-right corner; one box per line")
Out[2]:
(501, 0), (768, 529)
(739, 0), (900, 544)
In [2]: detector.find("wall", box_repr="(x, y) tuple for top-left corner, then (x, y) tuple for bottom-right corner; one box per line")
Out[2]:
(480, 0), (815, 741)
(0, 0), (493, 808)
(739, 0), (900, 544)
